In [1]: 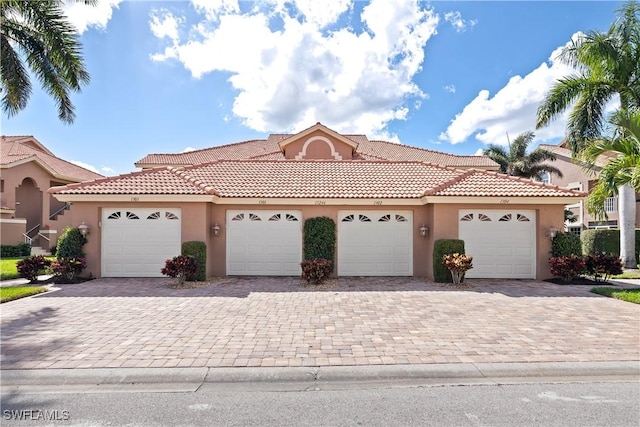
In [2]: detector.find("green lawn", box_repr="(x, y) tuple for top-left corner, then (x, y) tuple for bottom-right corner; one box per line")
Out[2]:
(591, 287), (640, 304)
(0, 286), (47, 303)
(0, 257), (55, 281)
(611, 271), (640, 279)
(0, 257), (25, 280)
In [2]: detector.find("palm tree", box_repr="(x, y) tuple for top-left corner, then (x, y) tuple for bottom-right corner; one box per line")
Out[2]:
(0, 0), (94, 123)
(536, 1), (640, 268)
(581, 109), (640, 220)
(483, 131), (564, 180)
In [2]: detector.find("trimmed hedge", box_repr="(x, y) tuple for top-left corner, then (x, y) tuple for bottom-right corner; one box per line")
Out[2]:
(433, 239), (465, 283)
(303, 216), (336, 270)
(182, 241), (206, 281)
(56, 227), (87, 259)
(581, 229), (639, 261)
(551, 232), (582, 257)
(1, 243), (31, 258)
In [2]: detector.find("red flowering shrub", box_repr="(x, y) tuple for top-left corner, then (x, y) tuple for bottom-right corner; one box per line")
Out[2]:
(549, 255), (585, 282)
(583, 253), (623, 282)
(17, 255), (52, 282)
(300, 258), (332, 284)
(51, 257), (86, 283)
(161, 255), (197, 285)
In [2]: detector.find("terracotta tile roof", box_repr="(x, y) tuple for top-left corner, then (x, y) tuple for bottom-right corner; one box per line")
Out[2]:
(1, 136), (103, 182)
(135, 139), (284, 166)
(51, 160), (585, 199)
(51, 167), (214, 195)
(357, 139), (497, 168)
(428, 169), (588, 197)
(135, 134), (497, 169)
(539, 144), (612, 168)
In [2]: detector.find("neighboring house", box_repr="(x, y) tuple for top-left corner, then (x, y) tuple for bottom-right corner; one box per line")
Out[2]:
(539, 141), (640, 235)
(50, 123), (584, 280)
(1, 135), (103, 251)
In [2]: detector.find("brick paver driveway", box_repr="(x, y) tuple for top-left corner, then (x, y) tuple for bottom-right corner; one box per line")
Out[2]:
(1, 277), (639, 369)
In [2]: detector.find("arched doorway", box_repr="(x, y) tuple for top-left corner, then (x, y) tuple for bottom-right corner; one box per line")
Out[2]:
(15, 178), (43, 238)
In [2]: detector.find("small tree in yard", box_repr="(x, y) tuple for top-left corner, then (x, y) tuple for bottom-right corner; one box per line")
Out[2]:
(161, 255), (197, 286)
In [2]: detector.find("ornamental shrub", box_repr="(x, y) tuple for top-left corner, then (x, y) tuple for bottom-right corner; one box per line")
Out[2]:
(549, 255), (585, 282)
(182, 241), (206, 281)
(303, 217), (336, 270)
(56, 227), (87, 259)
(1, 243), (31, 257)
(443, 253), (473, 285)
(443, 253), (474, 273)
(161, 255), (197, 286)
(300, 258), (333, 284)
(583, 253), (623, 282)
(433, 239), (465, 283)
(17, 255), (52, 282)
(551, 232), (582, 257)
(50, 257), (86, 283)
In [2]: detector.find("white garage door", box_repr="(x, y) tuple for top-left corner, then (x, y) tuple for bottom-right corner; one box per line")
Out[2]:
(101, 208), (181, 277)
(338, 211), (413, 276)
(458, 210), (536, 279)
(226, 210), (302, 275)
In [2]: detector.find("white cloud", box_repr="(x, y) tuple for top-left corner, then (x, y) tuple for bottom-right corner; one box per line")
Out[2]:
(71, 160), (100, 174)
(150, 9), (182, 42)
(440, 38), (580, 146)
(443, 84), (456, 93)
(101, 166), (115, 174)
(63, 0), (122, 34)
(183, 147), (197, 152)
(444, 11), (477, 33)
(473, 148), (484, 156)
(149, 0), (439, 136)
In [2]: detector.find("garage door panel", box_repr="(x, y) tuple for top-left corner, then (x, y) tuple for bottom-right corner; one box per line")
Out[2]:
(459, 210), (535, 279)
(338, 211), (412, 276)
(226, 210), (302, 275)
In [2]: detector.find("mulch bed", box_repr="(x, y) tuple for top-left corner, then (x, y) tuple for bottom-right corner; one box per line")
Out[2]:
(544, 277), (604, 286)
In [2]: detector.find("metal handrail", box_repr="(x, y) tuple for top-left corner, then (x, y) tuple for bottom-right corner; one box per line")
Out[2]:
(37, 232), (50, 242)
(49, 202), (71, 220)
(25, 223), (40, 236)
(23, 234), (33, 245)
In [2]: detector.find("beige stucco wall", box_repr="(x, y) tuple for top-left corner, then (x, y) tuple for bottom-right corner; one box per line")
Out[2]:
(68, 201), (564, 280)
(282, 130), (354, 160)
(430, 204), (563, 280)
(547, 156), (640, 228)
(1, 162), (75, 247)
(0, 218), (27, 245)
(207, 204), (430, 278)
(66, 202), (212, 278)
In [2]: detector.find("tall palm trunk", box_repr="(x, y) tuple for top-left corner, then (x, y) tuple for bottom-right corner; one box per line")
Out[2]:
(619, 184), (637, 268)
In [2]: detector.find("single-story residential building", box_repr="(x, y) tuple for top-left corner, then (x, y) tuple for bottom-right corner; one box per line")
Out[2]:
(49, 123), (585, 280)
(1, 135), (103, 250)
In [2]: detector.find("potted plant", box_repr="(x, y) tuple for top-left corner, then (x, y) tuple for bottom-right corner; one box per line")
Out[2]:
(443, 253), (473, 285)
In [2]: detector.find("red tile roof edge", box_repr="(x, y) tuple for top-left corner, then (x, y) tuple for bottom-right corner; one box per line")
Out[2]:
(134, 139), (267, 160)
(430, 168), (589, 196)
(48, 166), (215, 195)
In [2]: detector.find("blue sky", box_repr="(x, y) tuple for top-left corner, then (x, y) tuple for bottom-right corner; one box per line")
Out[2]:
(2, 0), (622, 175)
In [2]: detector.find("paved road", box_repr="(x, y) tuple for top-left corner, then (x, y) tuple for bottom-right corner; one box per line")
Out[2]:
(2, 277), (639, 369)
(2, 381), (638, 426)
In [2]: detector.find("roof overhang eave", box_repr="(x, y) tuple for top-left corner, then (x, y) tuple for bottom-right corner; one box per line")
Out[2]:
(50, 194), (215, 203)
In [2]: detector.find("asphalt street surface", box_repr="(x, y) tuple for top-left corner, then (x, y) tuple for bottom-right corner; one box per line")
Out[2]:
(2, 380), (639, 426)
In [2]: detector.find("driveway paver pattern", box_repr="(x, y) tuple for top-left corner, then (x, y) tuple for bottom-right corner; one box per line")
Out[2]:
(1, 277), (639, 369)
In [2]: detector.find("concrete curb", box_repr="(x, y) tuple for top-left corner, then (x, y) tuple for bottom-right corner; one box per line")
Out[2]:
(1, 361), (638, 393)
